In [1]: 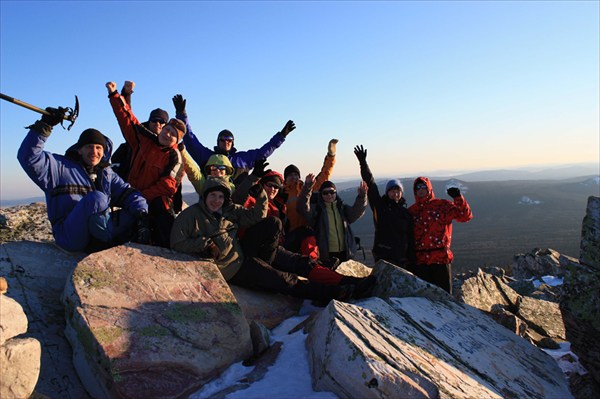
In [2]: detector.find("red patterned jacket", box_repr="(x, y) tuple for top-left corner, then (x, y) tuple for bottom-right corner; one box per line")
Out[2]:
(408, 177), (472, 265)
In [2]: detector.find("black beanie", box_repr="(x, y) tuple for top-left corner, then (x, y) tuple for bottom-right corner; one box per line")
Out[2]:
(217, 129), (235, 141)
(319, 181), (336, 192)
(77, 129), (106, 150)
(149, 108), (169, 123)
(284, 164), (301, 180)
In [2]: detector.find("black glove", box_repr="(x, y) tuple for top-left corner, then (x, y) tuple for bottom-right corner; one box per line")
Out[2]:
(251, 159), (270, 178)
(136, 212), (152, 245)
(447, 187), (461, 198)
(280, 120), (296, 137)
(172, 94), (187, 115)
(248, 183), (263, 198)
(354, 145), (367, 164)
(41, 107), (67, 127)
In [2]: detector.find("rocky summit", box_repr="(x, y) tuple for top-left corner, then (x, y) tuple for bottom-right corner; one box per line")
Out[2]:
(0, 196), (598, 398)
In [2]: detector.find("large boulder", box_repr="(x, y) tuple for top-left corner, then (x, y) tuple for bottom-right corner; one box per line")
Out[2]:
(0, 286), (42, 399)
(512, 248), (579, 280)
(230, 285), (302, 330)
(455, 268), (520, 312)
(0, 241), (88, 398)
(62, 243), (253, 399)
(580, 196), (600, 270)
(306, 297), (573, 399)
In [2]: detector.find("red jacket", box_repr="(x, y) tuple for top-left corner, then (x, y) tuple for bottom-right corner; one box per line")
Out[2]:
(108, 93), (183, 210)
(408, 177), (472, 265)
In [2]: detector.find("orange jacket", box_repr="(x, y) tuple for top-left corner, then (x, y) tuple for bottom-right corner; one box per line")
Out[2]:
(108, 93), (183, 210)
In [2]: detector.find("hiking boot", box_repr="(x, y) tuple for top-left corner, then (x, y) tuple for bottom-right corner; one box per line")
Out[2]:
(334, 284), (355, 302)
(320, 256), (340, 270)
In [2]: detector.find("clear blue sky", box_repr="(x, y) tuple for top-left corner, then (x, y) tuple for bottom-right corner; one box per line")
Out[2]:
(1, 1), (598, 200)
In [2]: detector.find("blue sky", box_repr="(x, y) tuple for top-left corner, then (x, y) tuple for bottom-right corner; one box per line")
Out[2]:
(1, 1), (598, 200)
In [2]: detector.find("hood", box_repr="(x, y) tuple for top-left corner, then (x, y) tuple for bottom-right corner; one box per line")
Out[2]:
(65, 134), (114, 166)
(413, 176), (435, 204)
(201, 176), (233, 206)
(260, 170), (284, 187)
(204, 154), (234, 175)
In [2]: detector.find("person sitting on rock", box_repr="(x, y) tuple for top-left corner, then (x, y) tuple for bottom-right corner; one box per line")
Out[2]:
(298, 177), (368, 267)
(17, 107), (150, 253)
(172, 94), (295, 182)
(235, 168), (375, 294)
(170, 177), (370, 303)
(106, 81), (186, 248)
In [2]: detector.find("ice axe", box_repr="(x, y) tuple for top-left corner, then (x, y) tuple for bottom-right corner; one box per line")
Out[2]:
(0, 92), (79, 130)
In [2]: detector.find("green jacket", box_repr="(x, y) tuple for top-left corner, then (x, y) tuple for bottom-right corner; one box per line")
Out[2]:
(170, 177), (267, 280)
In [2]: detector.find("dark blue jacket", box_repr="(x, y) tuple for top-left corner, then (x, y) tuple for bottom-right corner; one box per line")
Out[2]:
(179, 113), (286, 172)
(17, 126), (147, 238)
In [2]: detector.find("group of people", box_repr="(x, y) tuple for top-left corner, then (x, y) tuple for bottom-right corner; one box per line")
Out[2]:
(17, 81), (472, 303)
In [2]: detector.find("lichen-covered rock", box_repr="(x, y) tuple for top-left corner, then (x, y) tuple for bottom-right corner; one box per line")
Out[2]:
(63, 243), (253, 399)
(306, 297), (573, 399)
(580, 196), (600, 270)
(456, 268), (521, 312)
(0, 202), (52, 243)
(517, 296), (566, 340)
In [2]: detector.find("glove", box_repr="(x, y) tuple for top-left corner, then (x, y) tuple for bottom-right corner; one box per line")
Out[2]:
(248, 183), (263, 198)
(354, 145), (367, 164)
(136, 212), (152, 245)
(41, 107), (67, 127)
(251, 159), (270, 178)
(206, 240), (221, 260)
(447, 187), (461, 198)
(327, 139), (338, 156)
(172, 94), (187, 115)
(280, 120), (296, 137)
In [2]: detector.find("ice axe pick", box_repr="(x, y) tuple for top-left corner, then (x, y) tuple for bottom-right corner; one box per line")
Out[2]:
(0, 92), (79, 131)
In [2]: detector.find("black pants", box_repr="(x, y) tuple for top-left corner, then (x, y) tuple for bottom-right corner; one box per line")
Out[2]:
(230, 217), (337, 301)
(413, 263), (452, 294)
(149, 197), (175, 248)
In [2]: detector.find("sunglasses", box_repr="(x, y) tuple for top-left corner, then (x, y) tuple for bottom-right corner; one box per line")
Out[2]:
(219, 137), (234, 143)
(415, 184), (427, 190)
(209, 165), (227, 171)
(150, 118), (166, 124)
(322, 189), (336, 196)
(264, 182), (281, 189)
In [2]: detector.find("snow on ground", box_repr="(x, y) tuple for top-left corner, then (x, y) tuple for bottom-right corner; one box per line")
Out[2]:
(191, 303), (338, 399)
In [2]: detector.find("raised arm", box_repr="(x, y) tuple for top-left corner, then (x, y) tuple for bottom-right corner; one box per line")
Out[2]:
(354, 145), (381, 210)
(106, 81), (141, 146)
(230, 120), (295, 170)
(344, 181), (368, 224)
(445, 188), (473, 223)
(313, 139), (337, 190)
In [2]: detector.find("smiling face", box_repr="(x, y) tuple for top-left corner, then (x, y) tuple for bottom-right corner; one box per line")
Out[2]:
(218, 137), (233, 152)
(158, 124), (178, 146)
(321, 188), (337, 203)
(285, 172), (300, 185)
(262, 181), (280, 200)
(387, 187), (403, 202)
(78, 144), (104, 167)
(148, 118), (166, 134)
(205, 190), (225, 212)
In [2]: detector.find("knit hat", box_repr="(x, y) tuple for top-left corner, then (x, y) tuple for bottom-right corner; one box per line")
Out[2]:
(217, 129), (234, 142)
(319, 181), (336, 193)
(77, 128), (106, 150)
(385, 179), (403, 193)
(284, 164), (301, 180)
(166, 118), (186, 141)
(260, 171), (284, 188)
(149, 108), (169, 123)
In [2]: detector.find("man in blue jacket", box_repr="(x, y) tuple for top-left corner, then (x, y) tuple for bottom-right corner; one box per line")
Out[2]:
(17, 106), (150, 253)
(172, 94), (295, 181)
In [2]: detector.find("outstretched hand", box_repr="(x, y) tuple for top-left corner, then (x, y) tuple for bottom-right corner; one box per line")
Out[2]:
(105, 81), (117, 94)
(447, 187), (461, 198)
(251, 159), (270, 178)
(121, 81), (135, 94)
(328, 139), (338, 156)
(354, 145), (367, 163)
(281, 120), (296, 137)
(358, 180), (368, 196)
(304, 173), (316, 189)
(172, 94), (187, 115)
